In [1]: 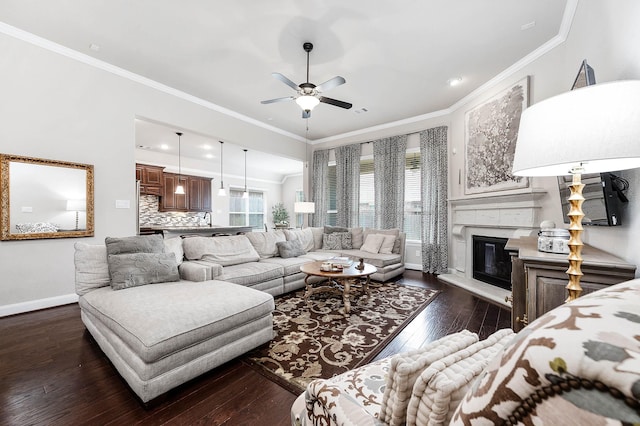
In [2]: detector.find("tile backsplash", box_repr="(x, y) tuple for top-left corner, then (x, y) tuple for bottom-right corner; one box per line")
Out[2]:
(139, 195), (208, 227)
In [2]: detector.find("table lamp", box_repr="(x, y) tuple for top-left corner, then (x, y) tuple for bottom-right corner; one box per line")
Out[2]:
(66, 199), (86, 230)
(513, 80), (640, 301)
(294, 202), (315, 228)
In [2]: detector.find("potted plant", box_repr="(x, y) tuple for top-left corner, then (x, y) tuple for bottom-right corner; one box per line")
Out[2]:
(272, 202), (290, 228)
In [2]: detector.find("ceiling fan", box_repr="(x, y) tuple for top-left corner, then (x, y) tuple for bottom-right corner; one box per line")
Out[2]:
(261, 42), (352, 118)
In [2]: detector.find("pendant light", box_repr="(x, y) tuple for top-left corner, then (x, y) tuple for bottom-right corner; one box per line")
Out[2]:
(218, 141), (226, 196)
(175, 132), (185, 195)
(242, 149), (249, 199)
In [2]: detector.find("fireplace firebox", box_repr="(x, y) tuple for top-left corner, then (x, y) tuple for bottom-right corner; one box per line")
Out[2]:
(472, 235), (512, 290)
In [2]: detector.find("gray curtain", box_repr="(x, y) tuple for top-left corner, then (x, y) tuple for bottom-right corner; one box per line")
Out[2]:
(311, 149), (330, 227)
(420, 126), (448, 274)
(373, 135), (407, 229)
(335, 144), (361, 227)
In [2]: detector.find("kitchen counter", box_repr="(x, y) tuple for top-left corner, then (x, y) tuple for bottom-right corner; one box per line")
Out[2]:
(139, 225), (253, 237)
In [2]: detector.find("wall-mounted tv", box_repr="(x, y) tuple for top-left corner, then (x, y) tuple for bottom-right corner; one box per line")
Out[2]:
(558, 172), (628, 226)
(556, 60), (630, 226)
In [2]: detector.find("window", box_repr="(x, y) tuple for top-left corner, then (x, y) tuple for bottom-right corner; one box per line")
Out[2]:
(229, 189), (265, 230)
(295, 190), (304, 227)
(325, 151), (422, 241)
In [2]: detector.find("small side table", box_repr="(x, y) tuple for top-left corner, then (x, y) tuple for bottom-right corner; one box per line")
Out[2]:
(299, 261), (376, 314)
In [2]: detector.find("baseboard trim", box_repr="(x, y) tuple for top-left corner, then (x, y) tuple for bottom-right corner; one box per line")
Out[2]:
(0, 293), (78, 317)
(404, 263), (422, 271)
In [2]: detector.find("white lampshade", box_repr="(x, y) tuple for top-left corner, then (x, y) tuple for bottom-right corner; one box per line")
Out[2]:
(242, 190), (249, 199)
(513, 80), (640, 177)
(295, 95), (320, 112)
(218, 187), (227, 197)
(294, 202), (315, 214)
(174, 185), (185, 195)
(66, 199), (85, 211)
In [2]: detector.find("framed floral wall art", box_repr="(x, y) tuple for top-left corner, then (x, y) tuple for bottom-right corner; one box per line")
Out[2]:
(465, 77), (529, 194)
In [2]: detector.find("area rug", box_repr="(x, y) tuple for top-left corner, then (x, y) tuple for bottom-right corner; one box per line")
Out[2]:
(243, 281), (439, 393)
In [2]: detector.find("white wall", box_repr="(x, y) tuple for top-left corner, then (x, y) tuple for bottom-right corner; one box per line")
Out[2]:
(0, 33), (303, 314)
(315, 0), (640, 276)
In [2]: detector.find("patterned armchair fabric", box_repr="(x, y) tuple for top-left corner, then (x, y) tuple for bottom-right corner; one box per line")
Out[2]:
(292, 278), (640, 426)
(451, 278), (640, 425)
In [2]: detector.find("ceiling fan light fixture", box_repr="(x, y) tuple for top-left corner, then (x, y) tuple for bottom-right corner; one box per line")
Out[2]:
(296, 95), (320, 112)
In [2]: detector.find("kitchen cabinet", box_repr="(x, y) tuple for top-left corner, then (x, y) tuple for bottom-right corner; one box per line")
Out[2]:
(160, 173), (212, 212)
(161, 173), (189, 211)
(188, 176), (212, 212)
(506, 236), (636, 332)
(136, 163), (164, 196)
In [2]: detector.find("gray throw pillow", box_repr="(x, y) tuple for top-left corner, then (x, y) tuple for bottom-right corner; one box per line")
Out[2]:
(105, 234), (165, 256)
(324, 225), (349, 234)
(276, 240), (306, 258)
(322, 232), (352, 250)
(108, 252), (179, 290)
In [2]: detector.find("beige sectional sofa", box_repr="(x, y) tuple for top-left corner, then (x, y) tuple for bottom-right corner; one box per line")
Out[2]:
(74, 227), (406, 403)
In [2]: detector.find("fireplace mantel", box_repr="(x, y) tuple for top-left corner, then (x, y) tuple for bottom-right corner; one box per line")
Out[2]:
(439, 188), (547, 308)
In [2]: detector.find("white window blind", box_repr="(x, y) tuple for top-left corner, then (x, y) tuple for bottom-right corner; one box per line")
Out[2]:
(229, 189), (265, 230)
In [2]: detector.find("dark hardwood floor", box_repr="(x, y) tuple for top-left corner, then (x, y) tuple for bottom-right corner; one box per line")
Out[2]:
(0, 271), (511, 425)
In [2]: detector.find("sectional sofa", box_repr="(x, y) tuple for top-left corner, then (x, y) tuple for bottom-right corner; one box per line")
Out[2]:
(74, 226), (406, 402)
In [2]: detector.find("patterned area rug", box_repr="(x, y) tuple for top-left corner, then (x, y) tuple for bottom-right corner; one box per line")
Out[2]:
(243, 281), (439, 393)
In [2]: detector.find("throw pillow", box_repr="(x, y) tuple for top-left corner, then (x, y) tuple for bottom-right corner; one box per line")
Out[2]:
(74, 242), (111, 296)
(310, 227), (324, 250)
(379, 330), (479, 426)
(276, 240), (306, 258)
(363, 228), (401, 254)
(108, 252), (179, 290)
(163, 237), (184, 265)
(324, 225), (349, 234)
(322, 232), (352, 250)
(379, 234), (396, 254)
(245, 230), (286, 258)
(360, 234), (386, 253)
(406, 329), (515, 426)
(105, 234), (165, 256)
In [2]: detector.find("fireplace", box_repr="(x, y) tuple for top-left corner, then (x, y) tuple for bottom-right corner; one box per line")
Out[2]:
(472, 236), (512, 290)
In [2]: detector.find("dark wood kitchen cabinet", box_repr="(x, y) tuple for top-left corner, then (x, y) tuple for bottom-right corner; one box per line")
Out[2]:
(506, 236), (636, 332)
(160, 173), (212, 212)
(136, 163), (164, 196)
(161, 173), (189, 211)
(188, 176), (212, 212)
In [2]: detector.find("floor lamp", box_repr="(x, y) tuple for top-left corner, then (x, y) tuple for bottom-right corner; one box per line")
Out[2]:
(513, 80), (640, 301)
(294, 202), (315, 228)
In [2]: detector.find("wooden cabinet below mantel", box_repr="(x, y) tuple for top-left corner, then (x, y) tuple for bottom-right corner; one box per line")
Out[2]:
(160, 173), (212, 212)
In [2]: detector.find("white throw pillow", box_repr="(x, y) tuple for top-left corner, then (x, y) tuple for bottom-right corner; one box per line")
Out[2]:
(379, 234), (396, 254)
(360, 234), (385, 253)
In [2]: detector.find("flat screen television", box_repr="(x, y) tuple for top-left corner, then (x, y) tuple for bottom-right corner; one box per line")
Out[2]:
(556, 60), (630, 226)
(558, 172), (628, 226)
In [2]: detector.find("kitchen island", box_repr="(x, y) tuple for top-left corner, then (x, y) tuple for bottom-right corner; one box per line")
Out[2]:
(139, 225), (253, 238)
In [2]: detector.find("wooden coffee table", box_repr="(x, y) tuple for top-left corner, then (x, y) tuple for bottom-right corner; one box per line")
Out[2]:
(300, 261), (376, 314)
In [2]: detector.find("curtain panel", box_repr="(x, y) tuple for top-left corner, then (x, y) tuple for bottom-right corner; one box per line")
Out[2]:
(335, 144), (361, 227)
(373, 135), (407, 229)
(420, 126), (448, 274)
(311, 149), (330, 227)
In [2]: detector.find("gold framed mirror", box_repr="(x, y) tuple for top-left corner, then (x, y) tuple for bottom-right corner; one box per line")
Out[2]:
(0, 154), (94, 240)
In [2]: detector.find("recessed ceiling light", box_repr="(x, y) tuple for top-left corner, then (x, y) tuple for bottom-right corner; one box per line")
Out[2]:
(448, 77), (463, 87)
(205, 154), (214, 159)
(202, 144), (212, 150)
(137, 145), (153, 150)
(521, 21), (536, 31)
(354, 108), (368, 114)
(89, 43), (101, 51)
(160, 144), (169, 150)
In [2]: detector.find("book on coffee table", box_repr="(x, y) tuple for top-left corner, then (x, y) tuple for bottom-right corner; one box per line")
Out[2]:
(329, 256), (353, 267)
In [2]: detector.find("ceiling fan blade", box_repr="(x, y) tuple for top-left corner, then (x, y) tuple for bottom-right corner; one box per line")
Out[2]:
(272, 72), (299, 90)
(261, 96), (295, 104)
(302, 110), (311, 119)
(316, 76), (346, 93)
(319, 96), (352, 109)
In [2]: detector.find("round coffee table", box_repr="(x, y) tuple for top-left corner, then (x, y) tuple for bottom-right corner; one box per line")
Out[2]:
(300, 261), (376, 314)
